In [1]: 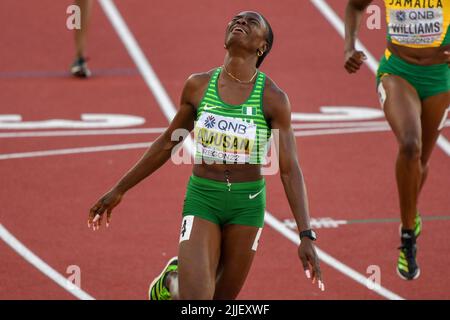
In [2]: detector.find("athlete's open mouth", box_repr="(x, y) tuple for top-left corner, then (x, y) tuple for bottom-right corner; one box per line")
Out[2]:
(231, 26), (247, 34)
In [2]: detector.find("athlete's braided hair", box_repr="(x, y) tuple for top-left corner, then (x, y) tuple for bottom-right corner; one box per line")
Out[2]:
(256, 14), (274, 68)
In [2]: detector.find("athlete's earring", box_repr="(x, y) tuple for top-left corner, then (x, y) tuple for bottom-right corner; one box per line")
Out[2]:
(257, 50), (264, 57)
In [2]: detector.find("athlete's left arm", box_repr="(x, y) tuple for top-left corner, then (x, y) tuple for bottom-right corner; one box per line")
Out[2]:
(264, 81), (324, 291)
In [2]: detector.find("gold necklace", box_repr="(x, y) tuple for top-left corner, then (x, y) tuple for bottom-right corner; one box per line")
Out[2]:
(222, 65), (258, 84)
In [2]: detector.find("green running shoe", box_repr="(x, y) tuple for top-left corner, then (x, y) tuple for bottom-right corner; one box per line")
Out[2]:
(413, 211), (422, 238)
(148, 257), (178, 300)
(397, 230), (420, 280)
(399, 211), (422, 238)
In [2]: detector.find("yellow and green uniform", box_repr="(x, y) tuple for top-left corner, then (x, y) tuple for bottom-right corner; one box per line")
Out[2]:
(377, 0), (450, 100)
(182, 67), (270, 228)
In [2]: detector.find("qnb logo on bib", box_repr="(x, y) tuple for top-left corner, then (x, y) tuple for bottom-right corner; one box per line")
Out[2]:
(201, 114), (251, 135)
(396, 10), (407, 21)
(389, 8), (444, 45)
(204, 115), (216, 129)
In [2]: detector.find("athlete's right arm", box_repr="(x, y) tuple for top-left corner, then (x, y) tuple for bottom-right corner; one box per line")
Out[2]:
(88, 75), (204, 230)
(344, 0), (372, 73)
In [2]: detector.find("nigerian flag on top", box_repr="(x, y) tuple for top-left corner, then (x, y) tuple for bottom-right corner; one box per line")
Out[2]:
(243, 106), (256, 116)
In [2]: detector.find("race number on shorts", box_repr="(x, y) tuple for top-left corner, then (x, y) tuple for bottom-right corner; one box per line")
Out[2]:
(377, 81), (387, 109)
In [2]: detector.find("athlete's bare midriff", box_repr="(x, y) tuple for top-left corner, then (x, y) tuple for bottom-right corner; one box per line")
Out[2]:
(388, 41), (450, 65)
(193, 163), (262, 183)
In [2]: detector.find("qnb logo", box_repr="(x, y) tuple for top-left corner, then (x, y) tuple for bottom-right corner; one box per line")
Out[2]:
(204, 115), (216, 129)
(217, 120), (248, 135)
(396, 11), (407, 22)
(66, 265), (81, 290)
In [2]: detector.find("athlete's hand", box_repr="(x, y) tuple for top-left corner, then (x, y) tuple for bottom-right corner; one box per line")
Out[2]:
(344, 49), (367, 73)
(444, 51), (450, 66)
(298, 239), (324, 291)
(88, 188), (123, 230)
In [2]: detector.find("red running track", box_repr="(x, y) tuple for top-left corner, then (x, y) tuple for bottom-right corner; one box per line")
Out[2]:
(0, 0), (449, 299)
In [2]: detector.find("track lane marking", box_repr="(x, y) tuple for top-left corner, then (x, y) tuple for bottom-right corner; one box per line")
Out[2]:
(265, 213), (404, 300)
(0, 142), (152, 160)
(0, 224), (95, 300)
(0, 128), (165, 138)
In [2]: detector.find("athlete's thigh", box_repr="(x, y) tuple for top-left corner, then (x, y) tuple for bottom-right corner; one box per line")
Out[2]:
(380, 75), (422, 144)
(420, 91), (450, 164)
(213, 224), (261, 300)
(177, 215), (221, 300)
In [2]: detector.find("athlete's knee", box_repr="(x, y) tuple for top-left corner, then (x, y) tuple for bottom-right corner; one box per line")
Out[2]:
(213, 289), (239, 300)
(398, 136), (422, 160)
(179, 292), (214, 300)
(179, 285), (215, 300)
(179, 274), (215, 300)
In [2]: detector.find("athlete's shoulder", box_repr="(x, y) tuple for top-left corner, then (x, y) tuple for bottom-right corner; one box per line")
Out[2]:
(263, 75), (290, 109)
(261, 75), (291, 124)
(184, 68), (217, 89)
(181, 68), (218, 106)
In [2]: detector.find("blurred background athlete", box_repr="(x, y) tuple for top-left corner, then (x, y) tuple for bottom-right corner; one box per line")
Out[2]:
(71, 0), (93, 78)
(344, 0), (450, 280)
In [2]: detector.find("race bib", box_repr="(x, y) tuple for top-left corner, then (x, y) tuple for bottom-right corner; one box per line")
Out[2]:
(194, 112), (257, 164)
(388, 8), (444, 45)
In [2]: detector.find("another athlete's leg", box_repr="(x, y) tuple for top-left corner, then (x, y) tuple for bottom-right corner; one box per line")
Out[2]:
(213, 224), (260, 300)
(381, 75), (422, 230)
(176, 216), (221, 300)
(419, 92), (450, 192)
(381, 75), (424, 280)
(74, 0), (93, 58)
(71, 0), (93, 77)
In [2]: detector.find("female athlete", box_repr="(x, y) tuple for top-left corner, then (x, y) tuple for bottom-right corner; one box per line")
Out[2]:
(89, 11), (324, 299)
(345, 0), (450, 280)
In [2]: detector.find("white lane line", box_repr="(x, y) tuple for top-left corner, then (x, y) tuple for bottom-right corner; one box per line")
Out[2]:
(2, 122), (383, 138)
(0, 127), (388, 161)
(98, 0), (195, 155)
(292, 121), (388, 129)
(296, 125), (389, 137)
(437, 135), (450, 156)
(0, 224), (95, 300)
(100, 0), (404, 299)
(98, 0), (176, 122)
(0, 128), (165, 139)
(2, 120), (447, 140)
(311, 0), (449, 157)
(0, 142), (151, 160)
(264, 214), (404, 300)
(2, 121), (448, 141)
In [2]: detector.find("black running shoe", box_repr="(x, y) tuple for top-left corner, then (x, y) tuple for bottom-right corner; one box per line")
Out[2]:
(397, 229), (420, 280)
(71, 56), (91, 78)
